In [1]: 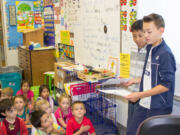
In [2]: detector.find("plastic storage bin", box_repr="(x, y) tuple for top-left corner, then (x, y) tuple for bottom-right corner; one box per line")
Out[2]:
(0, 72), (22, 95)
(0, 66), (23, 75)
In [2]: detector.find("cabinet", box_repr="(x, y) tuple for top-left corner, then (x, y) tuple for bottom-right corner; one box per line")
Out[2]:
(18, 47), (55, 86)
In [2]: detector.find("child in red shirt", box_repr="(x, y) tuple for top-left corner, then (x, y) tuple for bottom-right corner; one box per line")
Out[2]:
(0, 99), (28, 135)
(66, 101), (96, 135)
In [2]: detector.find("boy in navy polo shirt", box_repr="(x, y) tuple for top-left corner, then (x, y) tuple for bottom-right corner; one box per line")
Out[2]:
(125, 13), (176, 135)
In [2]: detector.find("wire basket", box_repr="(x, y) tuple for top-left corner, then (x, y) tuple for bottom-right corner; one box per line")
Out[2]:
(84, 81), (119, 135)
(0, 66), (23, 75)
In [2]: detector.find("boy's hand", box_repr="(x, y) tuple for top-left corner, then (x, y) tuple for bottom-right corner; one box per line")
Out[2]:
(125, 92), (142, 102)
(122, 79), (134, 87)
(122, 78), (141, 87)
(80, 125), (90, 133)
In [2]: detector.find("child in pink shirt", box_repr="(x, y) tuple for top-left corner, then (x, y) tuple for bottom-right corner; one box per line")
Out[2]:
(55, 93), (72, 128)
(16, 80), (34, 111)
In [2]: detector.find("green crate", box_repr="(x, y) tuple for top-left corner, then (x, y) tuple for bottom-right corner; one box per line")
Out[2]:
(30, 85), (40, 101)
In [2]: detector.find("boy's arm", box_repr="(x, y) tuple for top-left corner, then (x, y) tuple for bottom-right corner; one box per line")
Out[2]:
(72, 125), (90, 135)
(91, 132), (96, 135)
(125, 84), (168, 102)
(126, 52), (176, 102)
(122, 77), (141, 87)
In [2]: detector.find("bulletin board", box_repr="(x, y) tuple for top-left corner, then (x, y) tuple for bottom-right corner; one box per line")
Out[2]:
(4, 0), (42, 49)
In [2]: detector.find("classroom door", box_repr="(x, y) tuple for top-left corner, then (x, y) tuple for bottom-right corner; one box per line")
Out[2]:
(0, 2), (5, 66)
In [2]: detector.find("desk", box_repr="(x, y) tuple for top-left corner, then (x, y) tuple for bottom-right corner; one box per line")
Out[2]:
(18, 47), (55, 86)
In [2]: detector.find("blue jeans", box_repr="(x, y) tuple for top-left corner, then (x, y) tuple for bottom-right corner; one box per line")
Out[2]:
(126, 104), (172, 135)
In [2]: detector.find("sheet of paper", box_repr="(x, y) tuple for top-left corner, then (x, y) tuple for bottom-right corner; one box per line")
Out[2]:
(98, 88), (132, 97)
(120, 53), (130, 78)
(60, 30), (70, 45)
(102, 78), (130, 85)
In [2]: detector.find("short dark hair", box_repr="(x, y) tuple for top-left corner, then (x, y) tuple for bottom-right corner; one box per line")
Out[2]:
(0, 99), (14, 115)
(30, 110), (46, 128)
(39, 84), (49, 96)
(72, 101), (85, 110)
(143, 13), (165, 28)
(131, 19), (143, 32)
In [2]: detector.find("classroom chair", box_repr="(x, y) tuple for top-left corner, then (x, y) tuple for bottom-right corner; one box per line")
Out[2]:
(136, 115), (180, 135)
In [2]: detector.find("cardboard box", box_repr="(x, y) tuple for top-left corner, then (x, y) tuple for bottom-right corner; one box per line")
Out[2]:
(64, 81), (99, 101)
(54, 62), (77, 88)
(22, 27), (44, 47)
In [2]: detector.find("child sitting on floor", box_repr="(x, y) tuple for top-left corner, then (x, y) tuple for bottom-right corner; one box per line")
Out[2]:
(16, 80), (34, 112)
(31, 99), (65, 135)
(66, 101), (96, 135)
(37, 84), (54, 111)
(35, 99), (57, 124)
(0, 99), (28, 135)
(55, 93), (72, 129)
(31, 110), (65, 135)
(14, 95), (30, 124)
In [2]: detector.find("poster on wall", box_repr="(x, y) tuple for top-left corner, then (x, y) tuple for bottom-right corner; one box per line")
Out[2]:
(9, 5), (16, 25)
(60, 30), (70, 45)
(120, 53), (130, 78)
(120, 0), (138, 55)
(44, 5), (55, 46)
(107, 57), (119, 76)
(34, 1), (43, 24)
(16, 1), (34, 32)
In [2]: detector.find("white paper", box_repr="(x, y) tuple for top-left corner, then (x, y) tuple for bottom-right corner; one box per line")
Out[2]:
(98, 88), (132, 97)
(101, 78), (130, 85)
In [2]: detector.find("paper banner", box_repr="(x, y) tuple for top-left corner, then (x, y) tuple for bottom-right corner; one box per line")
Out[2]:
(120, 53), (130, 78)
(60, 30), (70, 45)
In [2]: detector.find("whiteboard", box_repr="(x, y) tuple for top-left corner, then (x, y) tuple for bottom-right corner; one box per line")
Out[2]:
(74, 0), (120, 68)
